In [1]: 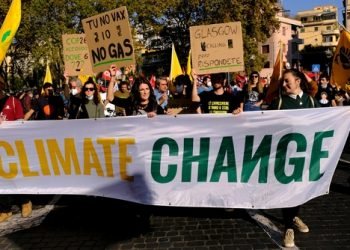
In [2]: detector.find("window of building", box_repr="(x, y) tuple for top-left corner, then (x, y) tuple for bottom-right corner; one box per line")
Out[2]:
(314, 27), (319, 31)
(262, 45), (270, 54)
(300, 28), (305, 33)
(326, 26), (332, 30)
(323, 36), (333, 42)
(313, 16), (321, 22)
(263, 62), (270, 68)
(322, 13), (336, 20)
(301, 17), (307, 23)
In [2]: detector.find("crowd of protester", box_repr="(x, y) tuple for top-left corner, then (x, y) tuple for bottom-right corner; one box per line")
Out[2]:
(0, 65), (348, 122)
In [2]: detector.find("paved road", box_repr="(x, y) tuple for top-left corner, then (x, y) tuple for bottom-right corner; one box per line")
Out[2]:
(0, 160), (349, 249)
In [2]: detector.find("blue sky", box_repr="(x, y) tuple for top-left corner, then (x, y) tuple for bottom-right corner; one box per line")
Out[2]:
(282, 0), (344, 22)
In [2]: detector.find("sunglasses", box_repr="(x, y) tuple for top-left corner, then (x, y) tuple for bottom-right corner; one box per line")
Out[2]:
(84, 87), (95, 91)
(252, 75), (259, 78)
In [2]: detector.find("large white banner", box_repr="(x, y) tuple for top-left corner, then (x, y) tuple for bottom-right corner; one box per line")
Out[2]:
(0, 107), (350, 209)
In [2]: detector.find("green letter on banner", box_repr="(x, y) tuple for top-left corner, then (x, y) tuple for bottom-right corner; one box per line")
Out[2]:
(151, 138), (178, 183)
(182, 138), (209, 182)
(210, 137), (237, 182)
(275, 133), (306, 184)
(241, 135), (272, 183)
(309, 130), (334, 181)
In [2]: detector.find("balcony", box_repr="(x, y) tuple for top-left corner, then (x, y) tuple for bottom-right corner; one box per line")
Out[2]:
(322, 30), (340, 35)
(322, 41), (338, 47)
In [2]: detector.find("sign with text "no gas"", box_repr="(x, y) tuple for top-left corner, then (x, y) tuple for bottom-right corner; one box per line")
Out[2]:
(82, 6), (135, 73)
(190, 22), (244, 75)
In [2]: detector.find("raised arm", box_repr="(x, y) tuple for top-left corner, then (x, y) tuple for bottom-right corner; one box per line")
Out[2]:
(191, 70), (200, 102)
(107, 65), (117, 102)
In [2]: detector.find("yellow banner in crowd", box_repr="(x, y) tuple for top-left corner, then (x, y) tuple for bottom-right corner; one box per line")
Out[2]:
(331, 29), (350, 91)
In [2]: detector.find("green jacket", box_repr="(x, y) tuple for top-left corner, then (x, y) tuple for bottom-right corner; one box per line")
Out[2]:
(269, 94), (319, 110)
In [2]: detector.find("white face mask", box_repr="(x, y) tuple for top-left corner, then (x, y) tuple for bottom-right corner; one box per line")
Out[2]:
(86, 95), (94, 100)
(207, 81), (212, 87)
(71, 88), (78, 96)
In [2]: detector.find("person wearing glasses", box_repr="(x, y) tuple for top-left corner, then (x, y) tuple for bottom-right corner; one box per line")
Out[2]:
(269, 69), (319, 248)
(75, 78), (105, 119)
(242, 71), (265, 111)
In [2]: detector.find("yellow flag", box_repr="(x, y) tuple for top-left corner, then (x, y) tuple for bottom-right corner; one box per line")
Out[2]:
(169, 43), (183, 81)
(0, 0), (21, 64)
(265, 45), (283, 104)
(44, 62), (52, 84)
(186, 49), (193, 81)
(78, 75), (94, 84)
(331, 29), (350, 91)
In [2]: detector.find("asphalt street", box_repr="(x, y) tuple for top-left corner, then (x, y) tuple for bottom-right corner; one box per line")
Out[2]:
(0, 156), (349, 250)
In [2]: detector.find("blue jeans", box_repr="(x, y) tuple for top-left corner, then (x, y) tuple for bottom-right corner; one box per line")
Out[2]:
(244, 102), (261, 111)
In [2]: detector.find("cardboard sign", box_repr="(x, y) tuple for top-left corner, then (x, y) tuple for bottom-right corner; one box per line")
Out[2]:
(190, 22), (244, 74)
(82, 6), (135, 73)
(62, 34), (94, 76)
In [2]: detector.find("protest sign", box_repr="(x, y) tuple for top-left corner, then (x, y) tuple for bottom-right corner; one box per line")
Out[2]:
(62, 34), (94, 76)
(82, 6), (135, 73)
(190, 22), (244, 74)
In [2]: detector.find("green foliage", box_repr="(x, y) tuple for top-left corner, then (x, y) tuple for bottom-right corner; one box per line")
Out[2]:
(0, 0), (115, 87)
(0, 0), (280, 87)
(118, 0), (280, 71)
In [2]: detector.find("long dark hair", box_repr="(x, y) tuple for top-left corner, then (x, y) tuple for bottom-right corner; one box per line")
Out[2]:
(81, 77), (100, 105)
(248, 71), (263, 93)
(131, 77), (157, 112)
(282, 69), (310, 93)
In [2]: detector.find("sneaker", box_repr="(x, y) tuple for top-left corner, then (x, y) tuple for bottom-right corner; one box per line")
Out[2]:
(293, 216), (309, 233)
(0, 212), (12, 223)
(21, 200), (32, 218)
(283, 229), (295, 248)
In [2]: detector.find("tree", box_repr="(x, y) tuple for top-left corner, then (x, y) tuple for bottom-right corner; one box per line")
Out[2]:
(0, 0), (115, 88)
(0, 0), (280, 88)
(119, 0), (280, 72)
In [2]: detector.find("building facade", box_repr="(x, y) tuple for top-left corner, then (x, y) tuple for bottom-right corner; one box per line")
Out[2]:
(296, 5), (340, 51)
(259, 12), (302, 77)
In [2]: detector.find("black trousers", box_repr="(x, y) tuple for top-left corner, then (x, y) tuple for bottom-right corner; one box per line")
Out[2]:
(0, 195), (30, 213)
(282, 206), (300, 229)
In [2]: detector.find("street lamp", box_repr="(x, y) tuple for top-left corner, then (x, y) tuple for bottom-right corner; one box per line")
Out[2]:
(325, 48), (333, 76)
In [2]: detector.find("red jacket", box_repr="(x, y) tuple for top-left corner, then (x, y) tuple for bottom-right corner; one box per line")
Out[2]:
(1, 96), (24, 121)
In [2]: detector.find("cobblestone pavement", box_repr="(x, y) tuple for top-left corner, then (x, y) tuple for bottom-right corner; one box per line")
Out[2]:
(0, 161), (349, 250)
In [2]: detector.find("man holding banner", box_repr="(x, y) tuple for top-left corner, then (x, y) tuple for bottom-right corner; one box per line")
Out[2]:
(191, 71), (243, 114)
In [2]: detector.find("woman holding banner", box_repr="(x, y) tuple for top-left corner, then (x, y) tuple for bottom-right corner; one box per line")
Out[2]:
(107, 65), (161, 117)
(270, 69), (319, 247)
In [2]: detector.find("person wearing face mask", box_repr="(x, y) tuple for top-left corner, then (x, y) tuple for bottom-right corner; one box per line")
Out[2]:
(24, 83), (65, 120)
(63, 73), (84, 119)
(75, 78), (104, 119)
(197, 75), (213, 94)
